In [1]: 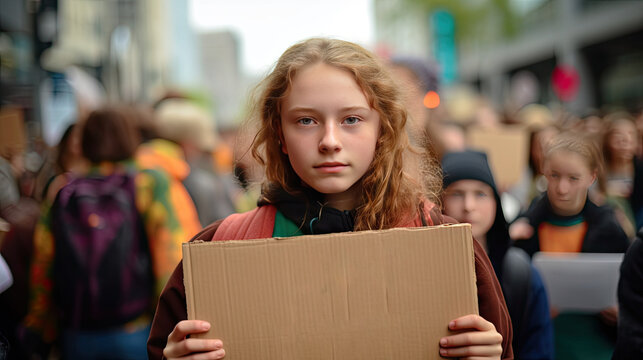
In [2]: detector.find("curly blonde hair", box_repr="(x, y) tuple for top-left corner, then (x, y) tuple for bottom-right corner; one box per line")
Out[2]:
(249, 38), (441, 230)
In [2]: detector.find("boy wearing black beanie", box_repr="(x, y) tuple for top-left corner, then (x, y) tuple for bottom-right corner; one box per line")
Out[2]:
(442, 150), (554, 360)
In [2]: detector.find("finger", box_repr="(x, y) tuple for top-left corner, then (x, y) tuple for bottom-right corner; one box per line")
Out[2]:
(164, 337), (222, 358)
(440, 330), (503, 348)
(169, 320), (211, 342)
(439, 344), (503, 358)
(184, 348), (226, 360)
(448, 315), (496, 332)
(179, 338), (223, 354)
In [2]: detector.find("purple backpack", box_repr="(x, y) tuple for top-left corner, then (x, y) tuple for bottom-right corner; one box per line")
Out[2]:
(51, 173), (153, 329)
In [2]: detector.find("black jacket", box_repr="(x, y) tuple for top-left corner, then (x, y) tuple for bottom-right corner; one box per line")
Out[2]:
(514, 193), (630, 257)
(613, 230), (643, 359)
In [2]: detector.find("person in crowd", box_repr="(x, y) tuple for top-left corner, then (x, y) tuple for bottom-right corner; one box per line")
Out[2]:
(508, 105), (558, 211)
(441, 150), (554, 360)
(153, 99), (237, 226)
(0, 149), (22, 213)
(613, 228), (643, 359)
(510, 132), (630, 359)
(0, 194), (40, 360)
(601, 112), (642, 235)
(0, 145), (41, 360)
(581, 112), (604, 136)
(21, 107), (184, 359)
(635, 109), (643, 159)
(510, 131), (630, 254)
(135, 101), (202, 241)
(0, 253), (13, 358)
(440, 121), (468, 153)
(37, 123), (88, 205)
(148, 38), (513, 360)
(388, 56), (444, 158)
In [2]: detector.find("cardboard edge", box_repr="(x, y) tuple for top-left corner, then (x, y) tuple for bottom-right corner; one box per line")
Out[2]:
(467, 225), (480, 315)
(182, 243), (196, 320)
(206, 223), (472, 244)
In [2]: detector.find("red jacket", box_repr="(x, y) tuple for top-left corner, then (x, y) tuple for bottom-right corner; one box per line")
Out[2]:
(147, 204), (514, 359)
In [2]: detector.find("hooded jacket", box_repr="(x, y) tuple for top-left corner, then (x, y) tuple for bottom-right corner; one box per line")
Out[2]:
(136, 139), (201, 239)
(442, 150), (554, 359)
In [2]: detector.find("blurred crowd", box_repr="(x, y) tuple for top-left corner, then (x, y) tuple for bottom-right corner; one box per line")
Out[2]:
(0, 54), (641, 359)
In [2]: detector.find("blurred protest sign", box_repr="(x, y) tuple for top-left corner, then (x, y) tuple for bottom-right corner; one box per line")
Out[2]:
(467, 125), (528, 190)
(0, 107), (27, 156)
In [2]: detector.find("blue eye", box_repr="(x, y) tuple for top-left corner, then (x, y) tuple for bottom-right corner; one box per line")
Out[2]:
(298, 117), (314, 125)
(476, 191), (488, 198)
(344, 116), (361, 125)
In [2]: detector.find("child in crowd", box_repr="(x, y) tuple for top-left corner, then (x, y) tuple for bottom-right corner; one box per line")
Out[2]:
(602, 113), (642, 236)
(510, 132), (630, 359)
(441, 150), (554, 360)
(148, 38), (513, 359)
(510, 132), (630, 255)
(23, 107), (183, 359)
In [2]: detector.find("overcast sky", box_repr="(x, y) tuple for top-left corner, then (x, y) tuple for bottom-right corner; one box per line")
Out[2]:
(189, 0), (375, 77)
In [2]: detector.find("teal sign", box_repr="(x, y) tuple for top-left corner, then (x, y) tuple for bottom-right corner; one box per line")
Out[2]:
(431, 10), (457, 84)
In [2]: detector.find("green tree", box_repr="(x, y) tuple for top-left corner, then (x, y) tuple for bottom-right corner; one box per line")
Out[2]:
(402, 0), (520, 42)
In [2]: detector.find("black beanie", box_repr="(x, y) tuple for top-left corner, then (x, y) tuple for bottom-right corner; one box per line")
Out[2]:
(441, 150), (497, 191)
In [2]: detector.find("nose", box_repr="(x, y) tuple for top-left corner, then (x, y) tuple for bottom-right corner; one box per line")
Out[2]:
(319, 121), (342, 153)
(556, 178), (569, 195)
(463, 193), (475, 212)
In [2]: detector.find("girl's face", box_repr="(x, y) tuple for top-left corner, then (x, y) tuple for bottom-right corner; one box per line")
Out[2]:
(443, 180), (496, 241)
(607, 119), (638, 162)
(544, 150), (596, 216)
(280, 63), (381, 210)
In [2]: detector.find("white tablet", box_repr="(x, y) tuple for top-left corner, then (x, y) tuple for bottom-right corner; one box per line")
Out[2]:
(532, 252), (624, 312)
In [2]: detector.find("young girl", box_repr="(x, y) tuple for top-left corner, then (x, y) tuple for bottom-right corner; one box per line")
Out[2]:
(510, 132), (630, 255)
(148, 38), (512, 359)
(510, 132), (630, 360)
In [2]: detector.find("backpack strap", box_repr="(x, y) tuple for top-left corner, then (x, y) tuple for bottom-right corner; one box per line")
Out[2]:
(211, 205), (277, 241)
(419, 200), (443, 227)
(398, 200), (439, 228)
(502, 247), (532, 343)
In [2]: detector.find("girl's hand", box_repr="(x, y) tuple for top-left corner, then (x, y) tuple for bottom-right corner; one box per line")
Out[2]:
(163, 320), (225, 359)
(509, 219), (533, 240)
(439, 314), (503, 359)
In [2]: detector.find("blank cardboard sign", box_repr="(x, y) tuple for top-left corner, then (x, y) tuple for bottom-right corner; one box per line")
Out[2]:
(468, 126), (529, 189)
(183, 224), (478, 359)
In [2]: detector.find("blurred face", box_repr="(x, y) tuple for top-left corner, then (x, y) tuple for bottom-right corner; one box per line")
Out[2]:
(280, 62), (381, 210)
(443, 180), (496, 241)
(607, 119), (638, 162)
(545, 150), (596, 216)
(389, 65), (425, 138)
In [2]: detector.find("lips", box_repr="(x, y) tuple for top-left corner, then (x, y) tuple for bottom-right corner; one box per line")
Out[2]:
(314, 162), (348, 173)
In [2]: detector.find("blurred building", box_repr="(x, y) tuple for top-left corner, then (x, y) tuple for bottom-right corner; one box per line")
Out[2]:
(55, 0), (200, 102)
(374, 0), (431, 59)
(199, 31), (243, 128)
(375, 0), (643, 114)
(1, 0), (203, 146)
